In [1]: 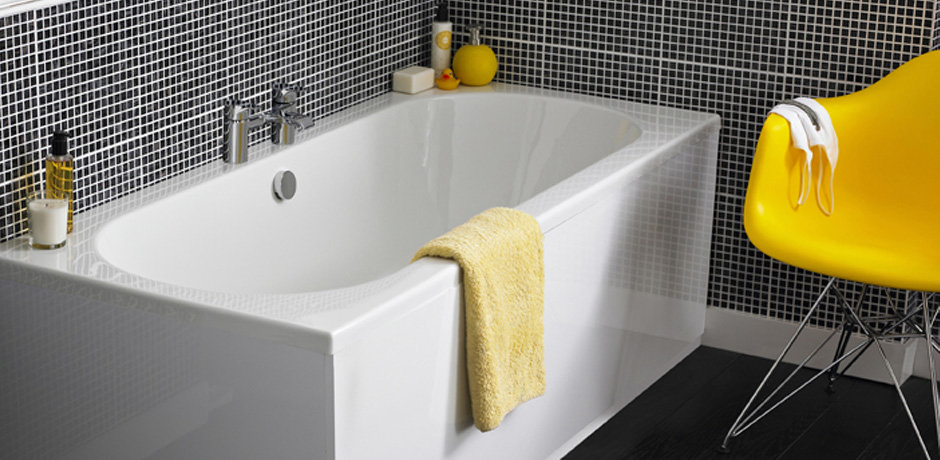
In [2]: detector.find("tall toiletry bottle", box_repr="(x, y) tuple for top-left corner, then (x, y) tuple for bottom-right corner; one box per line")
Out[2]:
(431, 0), (452, 77)
(45, 131), (74, 233)
(452, 24), (498, 86)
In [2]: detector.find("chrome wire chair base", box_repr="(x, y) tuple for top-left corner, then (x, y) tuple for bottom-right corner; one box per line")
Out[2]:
(719, 277), (940, 459)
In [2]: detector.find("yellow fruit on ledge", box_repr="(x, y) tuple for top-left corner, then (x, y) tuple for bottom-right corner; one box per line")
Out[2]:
(452, 24), (498, 86)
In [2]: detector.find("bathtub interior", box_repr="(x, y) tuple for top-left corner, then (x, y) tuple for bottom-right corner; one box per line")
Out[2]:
(95, 94), (641, 294)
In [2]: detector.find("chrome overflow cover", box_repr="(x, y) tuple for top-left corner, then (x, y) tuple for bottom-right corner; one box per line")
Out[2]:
(273, 170), (296, 200)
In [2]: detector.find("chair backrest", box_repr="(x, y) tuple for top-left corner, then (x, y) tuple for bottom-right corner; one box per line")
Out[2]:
(743, 50), (940, 290)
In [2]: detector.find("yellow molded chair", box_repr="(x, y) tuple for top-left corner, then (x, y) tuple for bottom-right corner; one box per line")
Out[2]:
(721, 49), (940, 457)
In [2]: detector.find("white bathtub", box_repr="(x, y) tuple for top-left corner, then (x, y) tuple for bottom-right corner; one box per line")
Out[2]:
(0, 84), (719, 459)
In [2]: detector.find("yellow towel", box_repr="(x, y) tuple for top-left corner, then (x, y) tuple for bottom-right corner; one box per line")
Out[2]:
(412, 207), (545, 432)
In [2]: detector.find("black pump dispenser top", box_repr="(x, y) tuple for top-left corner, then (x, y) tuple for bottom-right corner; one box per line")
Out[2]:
(435, 0), (449, 22)
(51, 131), (70, 157)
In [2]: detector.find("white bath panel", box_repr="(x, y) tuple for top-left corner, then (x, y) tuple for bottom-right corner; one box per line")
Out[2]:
(0, 83), (719, 459)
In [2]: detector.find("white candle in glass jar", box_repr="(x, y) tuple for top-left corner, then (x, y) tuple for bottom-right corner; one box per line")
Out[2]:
(28, 197), (68, 248)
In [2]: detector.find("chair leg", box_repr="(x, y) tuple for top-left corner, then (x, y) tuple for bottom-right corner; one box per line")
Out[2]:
(720, 279), (935, 457)
(720, 278), (849, 452)
(826, 284), (880, 392)
(826, 314), (871, 394)
(923, 292), (940, 458)
(839, 295), (931, 459)
(827, 316), (854, 392)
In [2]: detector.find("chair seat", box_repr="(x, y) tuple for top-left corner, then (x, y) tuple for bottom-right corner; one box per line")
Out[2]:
(744, 50), (940, 292)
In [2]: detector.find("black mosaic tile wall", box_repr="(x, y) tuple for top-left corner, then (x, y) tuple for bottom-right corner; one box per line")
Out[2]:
(1, 0), (938, 328)
(0, 0), (432, 242)
(447, 0), (938, 325)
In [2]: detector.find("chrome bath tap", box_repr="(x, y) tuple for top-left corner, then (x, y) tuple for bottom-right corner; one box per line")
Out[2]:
(270, 84), (315, 145)
(222, 83), (314, 164)
(223, 100), (267, 164)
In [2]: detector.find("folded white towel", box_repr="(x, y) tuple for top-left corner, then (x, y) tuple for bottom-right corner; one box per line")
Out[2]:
(769, 98), (838, 215)
(768, 104), (814, 206)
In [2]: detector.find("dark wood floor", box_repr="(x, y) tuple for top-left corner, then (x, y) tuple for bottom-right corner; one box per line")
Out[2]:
(564, 346), (938, 459)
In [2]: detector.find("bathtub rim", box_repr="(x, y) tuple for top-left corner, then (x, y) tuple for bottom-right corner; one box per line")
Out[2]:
(0, 83), (720, 355)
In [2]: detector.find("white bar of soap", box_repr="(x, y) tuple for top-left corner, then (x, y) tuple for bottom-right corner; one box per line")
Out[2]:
(392, 66), (435, 94)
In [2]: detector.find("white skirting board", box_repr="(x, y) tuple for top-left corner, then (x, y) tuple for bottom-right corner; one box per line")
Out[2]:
(703, 307), (918, 385)
(910, 339), (940, 380)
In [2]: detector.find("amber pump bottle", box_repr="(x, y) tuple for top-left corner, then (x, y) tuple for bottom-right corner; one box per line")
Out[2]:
(45, 131), (74, 233)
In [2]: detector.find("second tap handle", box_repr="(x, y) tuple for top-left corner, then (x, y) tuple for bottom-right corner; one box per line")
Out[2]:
(272, 83), (304, 104)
